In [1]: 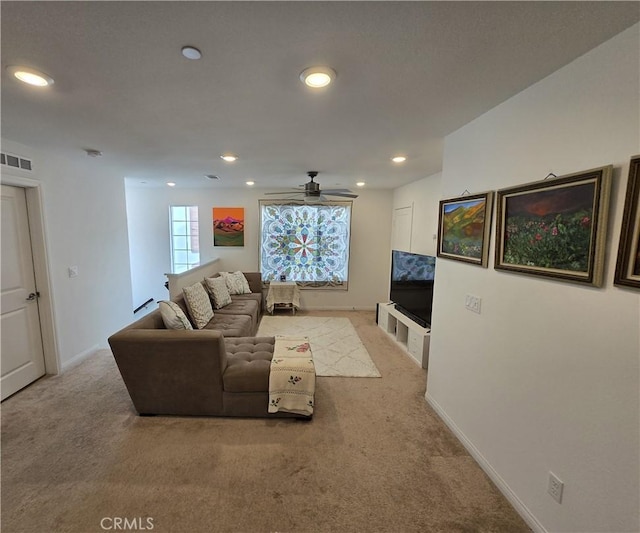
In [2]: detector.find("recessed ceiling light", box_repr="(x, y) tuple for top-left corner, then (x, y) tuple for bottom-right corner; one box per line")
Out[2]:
(167, 182), (176, 187)
(220, 154), (238, 162)
(356, 181), (366, 187)
(246, 181), (255, 186)
(85, 149), (102, 157)
(8, 66), (54, 87)
(391, 156), (407, 163)
(300, 66), (336, 88)
(181, 46), (202, 60)
(205, 174), (220, 180)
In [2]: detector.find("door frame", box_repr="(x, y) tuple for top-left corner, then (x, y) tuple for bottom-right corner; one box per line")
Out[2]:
(1, 173), (60, 375)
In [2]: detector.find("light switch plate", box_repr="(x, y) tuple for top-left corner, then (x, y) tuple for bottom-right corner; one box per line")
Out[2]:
(465, 294), (482, 314)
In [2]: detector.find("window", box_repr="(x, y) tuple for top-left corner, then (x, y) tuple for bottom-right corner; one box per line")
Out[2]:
(170, 206), (200, 273)
(259, 201), (352, 288)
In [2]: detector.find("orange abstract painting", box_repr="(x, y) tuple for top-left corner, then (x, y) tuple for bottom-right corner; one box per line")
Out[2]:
(213, 207), (244, 246)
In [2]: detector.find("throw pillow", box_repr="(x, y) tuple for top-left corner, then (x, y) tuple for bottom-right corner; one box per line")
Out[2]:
(204, 276), (233, 309)
(158, 301), (193, 330)
(182, 282), (214, 329)
(220, 271), (252, 295)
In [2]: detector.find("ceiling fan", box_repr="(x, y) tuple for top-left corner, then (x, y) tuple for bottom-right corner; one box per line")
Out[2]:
(264, 171), (358, 201)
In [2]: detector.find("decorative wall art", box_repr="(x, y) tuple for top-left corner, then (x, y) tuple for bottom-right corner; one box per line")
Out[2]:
(213, 207), (244, 247)
(614, 156), (640, 289)
(259, 201), (351, 287)
(437, 191), (494, 267)
(494, 166), (611, 286)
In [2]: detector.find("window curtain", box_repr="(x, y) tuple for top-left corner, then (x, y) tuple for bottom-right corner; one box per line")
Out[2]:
(259, 201), (352, 288)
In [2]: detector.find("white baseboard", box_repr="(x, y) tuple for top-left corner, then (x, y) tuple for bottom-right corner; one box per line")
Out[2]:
(61, 344), (99, 372)
(303, 306), (376, 311)
(425, 392), (546, 533)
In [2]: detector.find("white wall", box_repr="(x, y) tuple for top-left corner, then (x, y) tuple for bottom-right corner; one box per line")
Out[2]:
(1, 138), (134, 367)
(393, 172), (442, 256)
(427, 25), (639, 533)
(125, 185), (393, 310)
(125, 186), (173, 311)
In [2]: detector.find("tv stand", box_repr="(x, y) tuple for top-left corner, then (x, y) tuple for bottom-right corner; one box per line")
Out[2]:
(377, 303), (430, 369)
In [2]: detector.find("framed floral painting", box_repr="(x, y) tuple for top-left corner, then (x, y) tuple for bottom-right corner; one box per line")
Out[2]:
(614, 156), (640, 289)
(437, 191), (494, 267)
(494, 166), (612, 286)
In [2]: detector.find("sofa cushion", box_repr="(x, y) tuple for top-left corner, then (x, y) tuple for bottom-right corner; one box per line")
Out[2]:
(220, 271), (252, 295)
(203, 313), (253, 337)
(215, 299), (260, 332)
(204, 276), (233, 309)
(231, 292), (263, 307)
(158, 300), (193, 330)
(182, 282), (214, 329)
(223, 337), (275, 392)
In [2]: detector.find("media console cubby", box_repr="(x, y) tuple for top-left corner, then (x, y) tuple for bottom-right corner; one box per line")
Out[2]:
(377, 303), (430, 369)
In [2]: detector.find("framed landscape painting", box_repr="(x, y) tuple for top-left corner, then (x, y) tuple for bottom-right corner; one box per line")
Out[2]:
(437, 191), (494, 267)
(494, 166), (611, 286)
(213, 207), (245, 247)
(614, 156), (640, 289)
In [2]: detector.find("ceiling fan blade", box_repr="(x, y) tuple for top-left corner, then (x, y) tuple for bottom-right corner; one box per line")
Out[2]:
(263, 196), (307, 202)
(264, 191), (305, 195)
(324, 192), (359, 198)
(321, 188), (353, 194)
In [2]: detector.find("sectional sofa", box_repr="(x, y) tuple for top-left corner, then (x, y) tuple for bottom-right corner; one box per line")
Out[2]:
(108, 272), (308, 418)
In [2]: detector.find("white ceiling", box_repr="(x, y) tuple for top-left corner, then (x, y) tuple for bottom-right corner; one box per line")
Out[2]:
(2, 2), (638, 191)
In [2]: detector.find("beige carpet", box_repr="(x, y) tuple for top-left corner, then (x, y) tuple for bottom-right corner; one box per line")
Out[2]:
(257, 316), (381, 377)
(1, 310), (531, 533)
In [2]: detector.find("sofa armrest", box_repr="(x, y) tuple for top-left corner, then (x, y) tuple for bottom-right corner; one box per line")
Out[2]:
(108, 329), (227, 416)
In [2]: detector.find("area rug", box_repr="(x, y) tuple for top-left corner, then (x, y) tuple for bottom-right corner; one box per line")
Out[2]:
(257, 316), (381, 378)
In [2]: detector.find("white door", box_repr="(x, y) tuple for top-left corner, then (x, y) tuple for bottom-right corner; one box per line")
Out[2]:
(1, 184), (46, 400)
(392, 205), (413, 252)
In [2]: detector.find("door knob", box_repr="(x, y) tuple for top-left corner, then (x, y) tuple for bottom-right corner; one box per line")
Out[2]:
(26, 292), (40, 301)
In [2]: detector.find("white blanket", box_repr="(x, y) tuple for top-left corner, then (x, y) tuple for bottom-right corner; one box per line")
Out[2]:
(268, 336), (315, 416)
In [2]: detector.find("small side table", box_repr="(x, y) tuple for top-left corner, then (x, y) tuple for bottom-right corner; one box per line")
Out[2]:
(267, 281), (301, 315)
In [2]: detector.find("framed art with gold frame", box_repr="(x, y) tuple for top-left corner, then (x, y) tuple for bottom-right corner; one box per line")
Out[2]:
(614, 156), (640, 289)
(494, 166), (611, 286)
(437, 191), (494, 267)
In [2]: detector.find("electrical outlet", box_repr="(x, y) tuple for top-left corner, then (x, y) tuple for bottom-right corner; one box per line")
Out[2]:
(548, 471), (564, 503)
(464, 294), (482, 314)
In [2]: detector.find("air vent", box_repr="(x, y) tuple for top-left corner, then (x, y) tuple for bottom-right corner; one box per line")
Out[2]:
(1, 152), (33, 172)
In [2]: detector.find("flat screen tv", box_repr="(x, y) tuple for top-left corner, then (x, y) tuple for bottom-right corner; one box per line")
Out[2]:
(390, 250), (436, 328)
